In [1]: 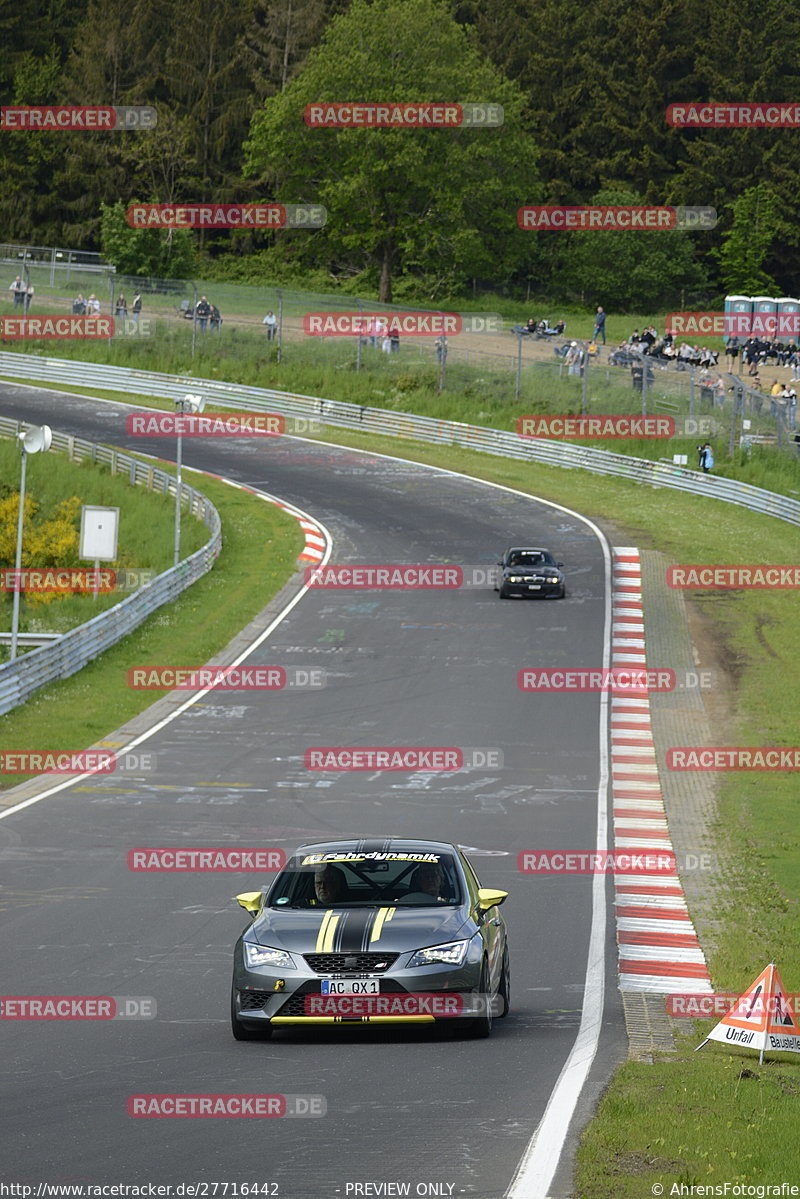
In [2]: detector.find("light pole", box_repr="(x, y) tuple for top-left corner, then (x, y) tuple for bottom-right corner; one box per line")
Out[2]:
(10, 424), (52, 662)
(173, 394), (205, 567)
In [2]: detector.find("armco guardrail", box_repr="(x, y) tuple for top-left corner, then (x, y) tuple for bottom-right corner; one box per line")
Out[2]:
(2, 352), (799, 529)
(0, 413), (221, 715)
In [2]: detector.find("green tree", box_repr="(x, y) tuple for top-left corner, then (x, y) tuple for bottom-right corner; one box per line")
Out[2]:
(100, 201), (196, 278)
(714, 184), (780, 295)
(244, 0), (542, 300)
(555, 189), (707, 310)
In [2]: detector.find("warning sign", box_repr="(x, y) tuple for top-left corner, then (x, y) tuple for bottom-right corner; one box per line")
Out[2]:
(697, 963), (800, 1060)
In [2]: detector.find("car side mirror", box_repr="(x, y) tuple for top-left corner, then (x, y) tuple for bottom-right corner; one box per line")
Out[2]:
(497, 561), (504, 567)
(477, 888), (508, 912)
(235, 891), (262, 917)
(556, 562), (564, 568)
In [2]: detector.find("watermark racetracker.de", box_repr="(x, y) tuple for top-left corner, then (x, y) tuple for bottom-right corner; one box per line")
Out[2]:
(303, 102), (503, 127)
(518, 205), (716, 230)
(0, 106), (156, 130)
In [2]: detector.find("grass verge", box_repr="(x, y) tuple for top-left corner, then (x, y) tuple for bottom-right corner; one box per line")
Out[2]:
(0, 456), (304, 786)
(0, 435), (208, 657)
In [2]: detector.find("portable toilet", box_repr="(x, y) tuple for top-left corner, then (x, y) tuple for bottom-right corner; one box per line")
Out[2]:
(751, 296), (778, 338)
(777, 298), (800, 341)
(724, 295), (752, 339)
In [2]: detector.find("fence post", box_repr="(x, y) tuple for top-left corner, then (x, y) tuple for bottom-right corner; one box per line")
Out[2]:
(356, 300), (363, 372)
(515, 332), (522, 401)
(108, 274), (115, 349)
(277, 291), (283, 364)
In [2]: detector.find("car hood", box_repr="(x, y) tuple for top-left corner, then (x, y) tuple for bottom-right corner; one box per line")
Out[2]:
(503, 564), (562, 577)
(247, 904), (471, 954)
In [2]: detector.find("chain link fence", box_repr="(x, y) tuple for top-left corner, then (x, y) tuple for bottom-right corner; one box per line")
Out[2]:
(2, 244), (798, 458)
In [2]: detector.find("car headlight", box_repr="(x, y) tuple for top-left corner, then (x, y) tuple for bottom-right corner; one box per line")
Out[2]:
(546, 576), (561, 583)
(408, 940), (469, 968)
(508, 575), (526, 582)
(243, 942), (296, 970)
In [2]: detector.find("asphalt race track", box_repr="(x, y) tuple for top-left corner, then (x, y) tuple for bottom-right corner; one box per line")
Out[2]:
(0, 383), (628, 1199)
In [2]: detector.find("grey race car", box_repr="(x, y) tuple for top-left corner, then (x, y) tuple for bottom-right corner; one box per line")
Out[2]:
(494, 546), (566, 599)
(230, 838), (510, 1040)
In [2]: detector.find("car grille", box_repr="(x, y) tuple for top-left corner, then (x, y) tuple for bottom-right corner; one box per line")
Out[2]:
(303, 952), (399, 974)
(275, 981), (407, 1018)
(239, 990), (271, 1011)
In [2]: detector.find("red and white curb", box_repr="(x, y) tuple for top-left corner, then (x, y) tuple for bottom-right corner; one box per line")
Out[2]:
(611, 547), (712, 994)
(201, 472), (327, 563)
(273, 506), (326, 563)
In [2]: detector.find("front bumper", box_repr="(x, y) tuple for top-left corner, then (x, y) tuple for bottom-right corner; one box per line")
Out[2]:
(501, 576), (564, 597)
(232, 945), (484, 1027)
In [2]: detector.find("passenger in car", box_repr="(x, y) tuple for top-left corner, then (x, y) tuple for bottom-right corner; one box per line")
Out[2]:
(406, 863), (444, 899)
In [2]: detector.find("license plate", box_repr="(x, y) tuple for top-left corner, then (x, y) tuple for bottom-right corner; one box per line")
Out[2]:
(527, 584), (541, 590)
(321, 978), (379, 995)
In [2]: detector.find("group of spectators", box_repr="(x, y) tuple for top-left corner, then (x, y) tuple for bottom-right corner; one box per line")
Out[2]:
(192, 295), (222, 332)
(518, 316), (567, 337)
(362, 315), (401, 353)
(69, 292), (143, 320)
(728, 335), (800, 370)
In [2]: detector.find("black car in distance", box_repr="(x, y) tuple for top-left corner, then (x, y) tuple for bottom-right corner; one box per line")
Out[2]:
(494, 546), (566, 599)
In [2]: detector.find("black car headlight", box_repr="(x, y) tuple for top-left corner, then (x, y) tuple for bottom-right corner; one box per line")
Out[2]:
(408, 940), (469, 968)
(243, 942), (296, 970)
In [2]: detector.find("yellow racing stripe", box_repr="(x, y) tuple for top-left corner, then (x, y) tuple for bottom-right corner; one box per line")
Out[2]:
(316, 910), (333, 952)
(369, 906), (395, 944)
(322, 911), (341, 952)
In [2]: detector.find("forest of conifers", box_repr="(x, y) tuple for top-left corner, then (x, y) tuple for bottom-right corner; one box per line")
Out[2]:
(3, 0), (799, 306)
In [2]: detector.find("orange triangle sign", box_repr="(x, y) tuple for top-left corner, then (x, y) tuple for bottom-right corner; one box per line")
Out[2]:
(698, 964), (800, 1059)
(765, 965), (800, 1052)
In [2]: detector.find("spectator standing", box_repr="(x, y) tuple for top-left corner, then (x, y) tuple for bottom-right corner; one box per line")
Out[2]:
(435, 334), (448, 364)
(566, 341), (583, 376)
(697, 443), (712, 472)
(262, 310), (277, 340)
(23, 282), (34, 313)
(115, 293), (127, 317)
(131, 293), (142, 323)
(210, 305), (222, 333)
(195, 294), (212, 331)
(725, 336), (739, 370)
(389, 323), (400, 354)
(593, 306), (606, 344)
(9, 275), (26, 308)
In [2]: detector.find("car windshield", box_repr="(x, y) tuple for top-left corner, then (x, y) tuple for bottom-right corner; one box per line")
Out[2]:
(266, 851), (462, 908)
(507, 551), (554, 567)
